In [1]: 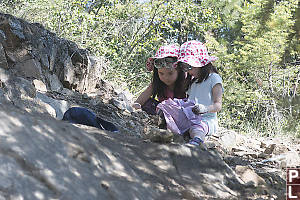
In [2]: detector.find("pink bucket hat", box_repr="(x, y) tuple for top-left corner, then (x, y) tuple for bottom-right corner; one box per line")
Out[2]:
(146, 44), (180, 71)
(177, 40), (217, 68)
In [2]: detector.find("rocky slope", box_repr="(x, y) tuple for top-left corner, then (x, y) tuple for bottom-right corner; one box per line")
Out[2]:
(0, 12), (299, 199)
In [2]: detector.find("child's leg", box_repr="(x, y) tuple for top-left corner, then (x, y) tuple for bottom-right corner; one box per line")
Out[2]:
(188, 121), (209, 146)
(189, 126), (206, 142)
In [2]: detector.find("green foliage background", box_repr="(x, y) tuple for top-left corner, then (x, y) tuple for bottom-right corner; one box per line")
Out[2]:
(1, 0), (299, 136)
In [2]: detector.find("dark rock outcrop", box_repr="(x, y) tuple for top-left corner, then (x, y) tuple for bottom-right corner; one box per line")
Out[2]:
(0, 12), (106, 93)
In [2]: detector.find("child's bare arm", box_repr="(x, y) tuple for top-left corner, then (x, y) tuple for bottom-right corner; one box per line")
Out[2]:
(192, 83), (222, 114)
(207, 83), (222, 113)
(133, 84), (153, 109)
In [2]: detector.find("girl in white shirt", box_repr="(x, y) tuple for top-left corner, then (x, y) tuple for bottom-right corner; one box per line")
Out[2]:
(177, 40), (224, 146)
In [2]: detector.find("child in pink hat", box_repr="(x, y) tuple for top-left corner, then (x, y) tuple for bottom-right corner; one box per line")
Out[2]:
(132, 44), (186, 116)
(178, 40), (223, 146)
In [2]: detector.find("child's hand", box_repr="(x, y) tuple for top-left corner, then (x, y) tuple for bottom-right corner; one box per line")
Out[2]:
(132, 102), (142, 110)
(192, 104), (208, 115)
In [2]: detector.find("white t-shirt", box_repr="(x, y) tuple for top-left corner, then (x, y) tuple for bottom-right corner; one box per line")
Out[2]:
(187, 73), (223, 134)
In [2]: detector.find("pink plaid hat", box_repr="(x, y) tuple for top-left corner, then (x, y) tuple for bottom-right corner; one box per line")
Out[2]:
(146, 44), (180, 71)
(177, 40), (217, 68)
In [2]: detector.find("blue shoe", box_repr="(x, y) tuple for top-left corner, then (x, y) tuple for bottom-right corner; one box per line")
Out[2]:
(188, 137), (207, 150)
(188, 137), (203, 146)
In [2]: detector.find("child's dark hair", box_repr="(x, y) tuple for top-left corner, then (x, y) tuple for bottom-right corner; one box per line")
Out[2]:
(184, 63), (219, 90)
(152, 67), (186, 99)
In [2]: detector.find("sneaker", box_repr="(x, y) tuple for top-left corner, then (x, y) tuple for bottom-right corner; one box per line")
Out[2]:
(188, 137), (203, 146)
(188, 137), (207, 150)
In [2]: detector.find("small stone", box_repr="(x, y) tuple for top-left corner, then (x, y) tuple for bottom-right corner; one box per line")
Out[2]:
(100, 181), (110, 190)
(264, 144), (276, 154)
